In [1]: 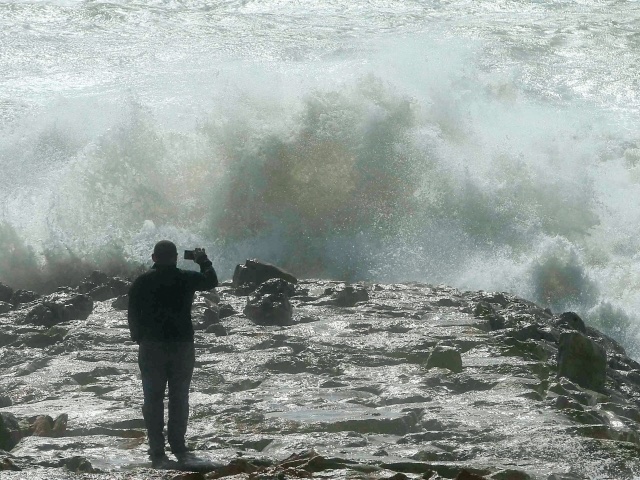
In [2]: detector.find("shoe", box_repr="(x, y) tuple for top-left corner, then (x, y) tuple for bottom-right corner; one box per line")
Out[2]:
(150, 453), (173, 469)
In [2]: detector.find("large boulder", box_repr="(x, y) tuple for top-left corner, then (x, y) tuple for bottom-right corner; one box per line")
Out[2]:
(557, 332), (607, 392)
(233, 259), (297, 295)
(0, 283), (13, 303)
(25, 291), (93, 327)
(243, 279), (295, 325)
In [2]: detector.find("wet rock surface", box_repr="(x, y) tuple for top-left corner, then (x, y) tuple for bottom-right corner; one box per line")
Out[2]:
(1, 278), (640, 479)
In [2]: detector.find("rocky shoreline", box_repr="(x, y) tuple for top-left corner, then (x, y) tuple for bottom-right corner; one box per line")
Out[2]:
(1, 265), (640, 479)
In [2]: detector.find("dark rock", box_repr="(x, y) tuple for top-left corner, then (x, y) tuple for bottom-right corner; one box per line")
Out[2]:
(432, 297), (460, 307)
(30, 415), (54, 437)
(11, 289), (40, 306)
(488, 315), (506, 330)
(20, 330), (66, 348)
(322, 284), (369, 307)
(608, 353), (640, 372)
(194, 305), (220, 331)
(219, 303), (238, 319)
(63, 456), (98, 473)
(0, 454), (21, 471)
(205, 323), (227, 336)
(0, 301), (12, 314)
(0, 396), (11, 408)
(507, 323), (558, 343)
(473, 302), (494, 318)
(553, 312), (586, 334)
(87, 284), (117, 301)
(254, 278), (296, 297)
(200, 290), (221, 304)
(52, 414), (68, 437)
(243, 278), (295, 325)
(557, 332), (607, 392)
(481, 292), (510, 307)
(80, 272), (130, 301)
(24, 304), (56, 327)
(456, 470), (487, 480)
(86, 270), (110, 285)
(0, 413), (22, 451)
(0, 283), (13, 303)
(489, 470), (533, 480)
(24, 291), (93, 327)
(112, 294), (129, 310)
(0, 332), (18, 347)
(426, 346), (463, 373)
(43, 291), (93, 322)
(202, 306), (220, 326)
(233, 259), (297, 294)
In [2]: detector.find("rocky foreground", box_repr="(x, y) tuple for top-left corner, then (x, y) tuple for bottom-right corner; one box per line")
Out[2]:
(1, 265), (640, 480)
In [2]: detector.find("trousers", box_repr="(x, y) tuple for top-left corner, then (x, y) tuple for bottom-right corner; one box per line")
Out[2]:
(138, 341), (195, 457)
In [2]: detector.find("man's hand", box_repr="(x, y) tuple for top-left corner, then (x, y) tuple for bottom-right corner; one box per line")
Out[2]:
(193, 248), (209, 265)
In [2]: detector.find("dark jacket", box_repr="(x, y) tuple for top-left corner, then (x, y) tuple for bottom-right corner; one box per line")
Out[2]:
(127, 260), (218, 343)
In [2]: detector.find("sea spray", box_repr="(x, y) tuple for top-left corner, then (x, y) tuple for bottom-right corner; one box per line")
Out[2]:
(1, 9), (640, 354)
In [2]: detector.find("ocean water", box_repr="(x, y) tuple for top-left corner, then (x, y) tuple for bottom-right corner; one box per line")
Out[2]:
(1, 0), (640, 352)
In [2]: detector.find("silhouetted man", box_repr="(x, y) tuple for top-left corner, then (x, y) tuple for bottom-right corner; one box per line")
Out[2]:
(128, 240), (218, 467)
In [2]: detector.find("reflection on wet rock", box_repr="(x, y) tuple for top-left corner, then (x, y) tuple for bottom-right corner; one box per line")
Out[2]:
(0, 279), (639, 478)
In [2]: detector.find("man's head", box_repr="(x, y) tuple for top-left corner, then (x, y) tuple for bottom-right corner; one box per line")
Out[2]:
(152, 240), (178, 266)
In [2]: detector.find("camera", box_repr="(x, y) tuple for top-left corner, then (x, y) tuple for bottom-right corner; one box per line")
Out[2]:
(184, 248), (205, 261)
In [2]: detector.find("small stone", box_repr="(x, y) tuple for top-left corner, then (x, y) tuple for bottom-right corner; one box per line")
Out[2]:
(0, 396), (12, 408)
(426, 346), (463, 373)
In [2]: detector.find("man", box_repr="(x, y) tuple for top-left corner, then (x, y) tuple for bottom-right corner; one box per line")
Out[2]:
(128, 240), (218, 467)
